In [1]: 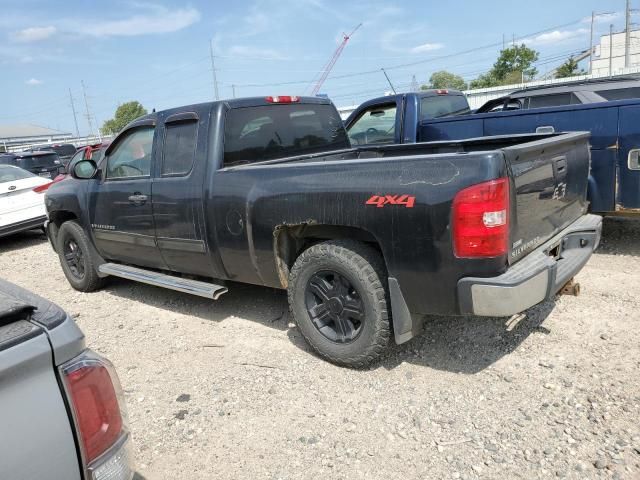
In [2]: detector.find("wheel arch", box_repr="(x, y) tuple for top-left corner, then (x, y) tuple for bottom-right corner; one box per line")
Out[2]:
(273, 223), (421, 345)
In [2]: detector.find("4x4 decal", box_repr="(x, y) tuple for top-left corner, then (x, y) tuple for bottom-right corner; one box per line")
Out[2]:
(365, 194), (415, 208)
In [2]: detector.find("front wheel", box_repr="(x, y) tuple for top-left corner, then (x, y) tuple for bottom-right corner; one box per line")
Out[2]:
(288, 240), (391, 368)
(57, 221), (105, 292)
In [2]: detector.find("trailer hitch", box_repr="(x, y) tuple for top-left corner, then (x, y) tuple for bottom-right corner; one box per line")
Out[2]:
(559, 278), (581, 296)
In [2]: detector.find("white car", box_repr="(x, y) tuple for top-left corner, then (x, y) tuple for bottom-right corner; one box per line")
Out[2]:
(0, 165), (52, 238)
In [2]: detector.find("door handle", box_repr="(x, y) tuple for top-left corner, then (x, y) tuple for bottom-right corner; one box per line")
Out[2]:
(128, 193), (148, 205)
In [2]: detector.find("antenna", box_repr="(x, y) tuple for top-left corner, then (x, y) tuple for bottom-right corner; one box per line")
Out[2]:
(381, 68), (397, 94)
(210, 39), (220, 101)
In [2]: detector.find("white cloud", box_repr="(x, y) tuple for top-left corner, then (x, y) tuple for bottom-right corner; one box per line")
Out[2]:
(581, 12), (621, 24)
(20, 55), (34, 63)
(25, 78), (43, 85)
(81, 6), (200, 37)
(410, 43), (444, 54)
(12, 26), (57, 43)
(524, 28), (588, 46)
(228, 45), (290, 60)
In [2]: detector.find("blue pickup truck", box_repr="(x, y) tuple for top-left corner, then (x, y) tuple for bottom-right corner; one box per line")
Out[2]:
(344, 79), (640, 213)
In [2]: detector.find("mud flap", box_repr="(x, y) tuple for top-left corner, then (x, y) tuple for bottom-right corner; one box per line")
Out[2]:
(388, 277), (423, 344)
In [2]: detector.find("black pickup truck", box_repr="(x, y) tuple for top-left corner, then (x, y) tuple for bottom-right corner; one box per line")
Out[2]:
(44, 96), (601, 367)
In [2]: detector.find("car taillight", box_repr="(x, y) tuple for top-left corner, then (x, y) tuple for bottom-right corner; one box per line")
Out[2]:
(452, 178), (509, 258)
(61, 350), (133, 480)
(33, 182), (53, 193)
(265, 95), (300, 103)
(435, 89), (449, 95)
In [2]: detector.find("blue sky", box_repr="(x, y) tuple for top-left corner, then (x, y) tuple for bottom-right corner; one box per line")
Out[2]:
(0, 0), (632, 135)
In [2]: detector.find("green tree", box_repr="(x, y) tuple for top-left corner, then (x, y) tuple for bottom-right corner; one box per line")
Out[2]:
(555, 56), (584, 79)
(101, 101), (148, 135)
(492, 44), (539, 80)
(470, 44), (540, 89)
(422, 70), (468, 90)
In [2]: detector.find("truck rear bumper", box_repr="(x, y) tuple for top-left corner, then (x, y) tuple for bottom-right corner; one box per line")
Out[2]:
(457, 214), (602, 317)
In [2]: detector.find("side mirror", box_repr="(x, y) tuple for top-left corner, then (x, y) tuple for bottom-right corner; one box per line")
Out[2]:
(72, 160), (98, 179)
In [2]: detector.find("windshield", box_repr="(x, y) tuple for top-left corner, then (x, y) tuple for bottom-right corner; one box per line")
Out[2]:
(0, 165), (36, 182)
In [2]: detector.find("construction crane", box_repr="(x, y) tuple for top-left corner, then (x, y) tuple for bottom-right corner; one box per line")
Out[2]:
(310, 23), (362, 96)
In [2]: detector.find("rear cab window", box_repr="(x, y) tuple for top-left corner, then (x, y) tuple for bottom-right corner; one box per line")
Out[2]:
(223, 103), (349, 166)
(0, 165), (36, 182)
(420, 94), (470, 120)
(16, 153), (60, 169)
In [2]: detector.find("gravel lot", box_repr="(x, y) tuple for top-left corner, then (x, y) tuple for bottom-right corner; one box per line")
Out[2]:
(1, 218), (639, 480)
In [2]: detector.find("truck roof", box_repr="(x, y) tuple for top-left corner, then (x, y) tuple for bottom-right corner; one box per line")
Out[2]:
(502, 75), (640, 98)
(123, 95), (335, 132)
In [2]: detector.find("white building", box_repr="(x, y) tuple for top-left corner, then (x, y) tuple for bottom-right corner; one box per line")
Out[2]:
(0, 124), (72, 151)
(591, 30), (640, 76)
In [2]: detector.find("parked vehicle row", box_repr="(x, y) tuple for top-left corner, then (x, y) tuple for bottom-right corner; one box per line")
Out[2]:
(44, 95), (601, 368)
(344, 76), (640, 214)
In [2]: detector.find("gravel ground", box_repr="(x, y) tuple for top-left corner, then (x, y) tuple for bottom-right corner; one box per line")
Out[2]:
(1, 218), (639, 480)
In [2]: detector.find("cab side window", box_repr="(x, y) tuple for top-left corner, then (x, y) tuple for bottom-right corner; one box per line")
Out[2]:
(526, 93), (580, 110)
(161, 120), (198, 176)
(106, 127), (154, 179)
(347, 104), (397, 145)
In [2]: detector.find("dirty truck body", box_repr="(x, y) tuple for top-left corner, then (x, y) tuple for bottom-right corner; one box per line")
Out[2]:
(45, 96), (601, 366)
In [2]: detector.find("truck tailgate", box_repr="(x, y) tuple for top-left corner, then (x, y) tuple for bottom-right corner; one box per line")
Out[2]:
(502, 132), (591, 263)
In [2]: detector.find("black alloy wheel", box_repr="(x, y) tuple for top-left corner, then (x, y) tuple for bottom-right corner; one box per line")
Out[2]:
(63, 238), (85, 279)
(305, 270), (365, 343)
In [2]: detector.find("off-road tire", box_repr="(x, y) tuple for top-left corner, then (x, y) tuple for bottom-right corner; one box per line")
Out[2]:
(57, 220), (105, 292)
(288, 240), (391, 368)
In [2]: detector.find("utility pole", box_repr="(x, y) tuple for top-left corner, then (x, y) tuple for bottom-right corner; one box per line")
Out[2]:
(609, 24), (614, 77)
(232, 84), (236, 98)
(502, 33), (505, 51)
(625, 0), (631, 68)
(209, 39), (219, 101)
(589, 11), (595, 74)
(81, 80), (95, 139)
(410, 74), (419, 93)
(68, 88), (80, 138)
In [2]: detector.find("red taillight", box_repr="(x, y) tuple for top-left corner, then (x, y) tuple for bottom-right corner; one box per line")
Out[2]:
(265, 95), (300, 103)
(33, 182), (53, 193)
(64, 362), (123, 464)
(452, 178), (509, 258)
(435, 89), (449, 95)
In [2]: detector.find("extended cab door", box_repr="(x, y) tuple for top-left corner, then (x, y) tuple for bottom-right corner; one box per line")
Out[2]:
(89, 124), (167, 268)
(151, 109), (218, 277)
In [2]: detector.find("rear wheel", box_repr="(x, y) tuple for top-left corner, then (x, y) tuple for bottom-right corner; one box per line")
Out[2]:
(57, 221), (105, 292)
(288, 240), (390, 368)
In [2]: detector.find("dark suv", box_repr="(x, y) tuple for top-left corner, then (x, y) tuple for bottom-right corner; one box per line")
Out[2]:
(476, 76), (640, 113)
(0, 151), (64, 179)
(29, 144), (77, 165)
